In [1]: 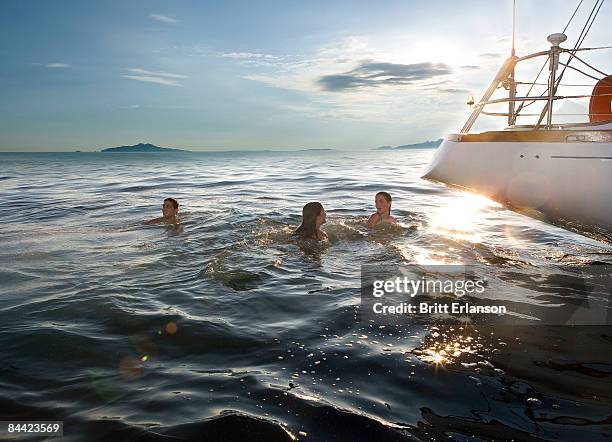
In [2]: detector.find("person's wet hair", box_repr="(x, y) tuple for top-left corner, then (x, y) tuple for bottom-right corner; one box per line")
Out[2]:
(294, 202), (324, 240)
(164, 197), (179, 210)
(377, 192), (392, 215)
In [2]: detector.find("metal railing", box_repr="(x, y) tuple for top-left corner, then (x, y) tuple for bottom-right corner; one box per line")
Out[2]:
(461, 44), (611, 133)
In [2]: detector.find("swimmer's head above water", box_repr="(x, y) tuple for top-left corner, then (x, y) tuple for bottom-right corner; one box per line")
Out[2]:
(294, 201), (327, 240)
(146, 197), (180, 225)
(368, 192), (397, 228)
(162, 198), (179, 220)
(375, 192), (392, 216)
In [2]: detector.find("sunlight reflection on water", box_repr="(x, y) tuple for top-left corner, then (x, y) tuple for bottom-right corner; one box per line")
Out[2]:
(0, 150), (610, 441)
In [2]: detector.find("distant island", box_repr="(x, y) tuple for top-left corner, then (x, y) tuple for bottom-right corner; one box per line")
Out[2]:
(101, 143), (188, 153)
(375, 139), (443, 150)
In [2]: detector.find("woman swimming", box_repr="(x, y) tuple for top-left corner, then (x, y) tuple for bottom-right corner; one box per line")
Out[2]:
(294, 202), (328, 240)
(367, 192), (397, 228)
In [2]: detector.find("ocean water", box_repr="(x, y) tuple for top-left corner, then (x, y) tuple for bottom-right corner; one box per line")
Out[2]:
(0, 149), (611, 441)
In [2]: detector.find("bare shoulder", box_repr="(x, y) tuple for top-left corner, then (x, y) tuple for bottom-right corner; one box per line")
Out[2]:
(367, 213), (380, 228)
(145, 217), (164, 225)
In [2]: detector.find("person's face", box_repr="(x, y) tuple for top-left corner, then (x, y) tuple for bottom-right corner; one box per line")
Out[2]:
(316, 208), (326, 227)
(162, 200), (177, 218)
(375, 194), (389, 215)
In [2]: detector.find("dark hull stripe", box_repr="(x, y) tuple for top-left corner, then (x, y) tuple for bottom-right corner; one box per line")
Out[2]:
(550, 155), (612, 159)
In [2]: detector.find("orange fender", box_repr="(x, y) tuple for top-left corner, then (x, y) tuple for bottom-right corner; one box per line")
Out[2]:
(589, 75), (612, 123)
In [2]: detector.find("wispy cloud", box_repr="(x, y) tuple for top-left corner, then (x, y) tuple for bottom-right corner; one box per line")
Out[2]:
(46, 63), (70, 68)
(318, 61), (453, 92)
(231, 35), (474, 124)
(122, 76), (182, 87)
(479, 52), (501, 59)
(125, 68), (187, 79)
(222, 52), (278, 60)
(233, 35), (467, 96)
(122, 68), (187, 87)
(150, 13), (180, 24)
(437, 88), (470, 94)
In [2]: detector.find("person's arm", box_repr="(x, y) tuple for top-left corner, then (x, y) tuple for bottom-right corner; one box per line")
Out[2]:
(367, 213), (380, 228)
(145, 217), (164, 225)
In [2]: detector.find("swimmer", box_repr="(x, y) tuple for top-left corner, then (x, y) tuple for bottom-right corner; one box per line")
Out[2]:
(146, 197), (180, 225)
(367, 192), (397, 228)
(293, 202), (328, 240)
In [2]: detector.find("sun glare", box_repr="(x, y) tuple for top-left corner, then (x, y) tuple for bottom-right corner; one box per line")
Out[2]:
(380, 36), (472, 69)
(429, 192), (499, 242)
(414, 328), (482, 367)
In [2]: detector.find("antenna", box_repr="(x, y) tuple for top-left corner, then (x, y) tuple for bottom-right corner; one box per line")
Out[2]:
(507, 0), (518, 126)
(511, 0), (516, 56)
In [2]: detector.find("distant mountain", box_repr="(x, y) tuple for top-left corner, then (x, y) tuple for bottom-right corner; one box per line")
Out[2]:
(375, 139), (443, 150)
(101, 143), (188, 153)
(553, 100), (589, 124)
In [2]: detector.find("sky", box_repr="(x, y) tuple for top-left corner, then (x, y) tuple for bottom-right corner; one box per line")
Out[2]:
(0, 0), (610, 151)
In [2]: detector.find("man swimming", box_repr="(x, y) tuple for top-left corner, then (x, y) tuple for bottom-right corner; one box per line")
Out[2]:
(367, 192), (397, 228)
(146, 198), (180, 225)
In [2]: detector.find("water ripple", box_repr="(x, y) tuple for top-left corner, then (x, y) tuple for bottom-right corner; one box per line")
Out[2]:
(0, 150), (611, 441)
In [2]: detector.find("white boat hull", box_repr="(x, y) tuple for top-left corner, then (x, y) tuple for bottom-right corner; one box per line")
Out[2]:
(423, 137), (612, 232)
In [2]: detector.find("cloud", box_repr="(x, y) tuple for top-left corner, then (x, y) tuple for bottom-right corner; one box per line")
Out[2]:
(228, 35), (475, 125)
(479, 52), (501, 59)
(317, 61), (453, 92)
(460, 65), (480, 70)
(122, 75), (183, 86)
(122, 68), (187, 86)
(150, 13), (180, 24)
(222, 52), (278, 60)
(437, 88), (470, 94)
(126, 68), (187, 79)
(46, 63), (70, 68)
